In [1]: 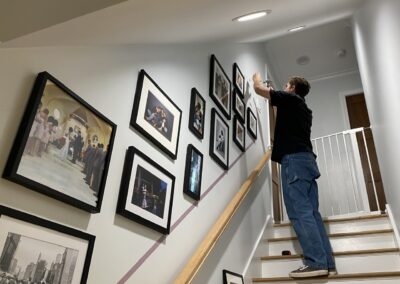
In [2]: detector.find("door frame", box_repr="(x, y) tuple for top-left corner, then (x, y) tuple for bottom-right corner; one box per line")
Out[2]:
(339, 88), (364, 130)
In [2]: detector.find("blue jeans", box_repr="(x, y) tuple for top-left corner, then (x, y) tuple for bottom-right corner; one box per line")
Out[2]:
(281, 152), (335, 269)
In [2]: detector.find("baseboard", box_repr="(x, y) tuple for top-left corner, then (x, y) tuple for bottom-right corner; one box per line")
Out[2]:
(386, 204), (400, 248)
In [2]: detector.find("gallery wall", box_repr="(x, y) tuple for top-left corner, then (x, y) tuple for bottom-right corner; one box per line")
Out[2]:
(0, 43), (271, 283)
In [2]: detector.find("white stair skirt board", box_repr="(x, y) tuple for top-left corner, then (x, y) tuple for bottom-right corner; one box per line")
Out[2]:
(261, 251), (400, 278)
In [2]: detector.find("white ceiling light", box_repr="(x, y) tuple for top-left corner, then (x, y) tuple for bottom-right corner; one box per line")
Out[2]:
(233, 10), (271, 22)
(288, 25), (306, 32)
(296, 55), (311, 65)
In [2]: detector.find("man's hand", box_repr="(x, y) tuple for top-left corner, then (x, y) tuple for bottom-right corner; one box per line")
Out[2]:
(253, 72), (271, 100)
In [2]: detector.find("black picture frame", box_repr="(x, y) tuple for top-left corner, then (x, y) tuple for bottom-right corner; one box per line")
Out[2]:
(233, 116), (246, 152)
(183, 144), (204, 201)
(232, 89), (245, 123)
(117, 146), (175, 235)
(210, 108), (229, 170)
(233, 63), (245, 98)
(131, 69), (182, 160)
(247, 107), (257, 140)
(209, 54), (231, 120)
(223, 269), (244, 284)
(3, 71), (117, 213)
(0, 205), (95, 284)
(188, 88), (206, 140)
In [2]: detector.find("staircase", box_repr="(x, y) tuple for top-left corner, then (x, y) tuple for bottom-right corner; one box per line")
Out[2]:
(252, 212), (400, 283)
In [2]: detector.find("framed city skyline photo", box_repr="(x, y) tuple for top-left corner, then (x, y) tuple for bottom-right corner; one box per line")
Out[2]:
(188, 88), (206, 139)
(233, 116), (246, 152)
(233, 63), (245, 98)
(247, 107), (257, 140)
(210, 54), (231, 120)
(117, 146), (175, 234)
(210, 108), (229, 170)
(183, 144), (204, 201)
(223, 269), (244, 284)
(233, 89), (245, 123)
(0, 205), (95, 284)
(131, 69), (182, 160)
(3, 71), (116, 213)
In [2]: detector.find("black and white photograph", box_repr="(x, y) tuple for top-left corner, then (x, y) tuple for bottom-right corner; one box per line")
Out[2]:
(210, 108), (229, 170)
(233, 63), (245, 98)
(183, 144), (203, 201)
(131, 70), (182, 160)
(117, 146), (175, 234)
(210, 54), (231, 120)
(247, 107), (257, 140)
(233, 116), (246, 152)
(0, 205), (95, 284)
(223, 269), (244, 284)
(3, 72), (116, 213)
(233, 89), (245, 122)
(188, 88), (206, 139)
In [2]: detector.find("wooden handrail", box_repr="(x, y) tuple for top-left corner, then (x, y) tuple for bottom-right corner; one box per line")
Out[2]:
(174, 150), (272, 284)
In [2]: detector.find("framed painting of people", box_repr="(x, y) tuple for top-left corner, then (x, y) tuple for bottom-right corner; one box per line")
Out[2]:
(210, 108), (229, 170)
(232, 89), (245, 123)
(130, 69), (182, 160)
(233, 63), (245, 98)
(233, 116), (246, 152)
(188, 88), (206, 140)
(2, 71), (117, 213)
(117, 146), (175, 235)
(209, 54), (231, 120)
(222, 269), (244, 284)
(0, 205), (95, 284)
(247, 107), (257, 140)
(183, 144), (203, 201)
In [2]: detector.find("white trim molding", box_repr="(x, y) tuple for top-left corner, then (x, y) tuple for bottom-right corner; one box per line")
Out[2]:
(386, 204), (400, 248)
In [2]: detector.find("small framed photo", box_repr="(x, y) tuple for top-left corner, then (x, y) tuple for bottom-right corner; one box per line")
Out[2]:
(188, 88), (206, 139)
(223, 269), (244, 284)
(210, 108), (229, 170)
(3, 71), (116, 213)
(0, 205), (95, 284)
(247, 107), (257, 140)
(131, 70), (182, 160)
(117, 146), (175, 234)
(232, 89), (245, 122)
(183, 144), (204, 201)
(233, 63), (245, 98)
(210, 54), (231, 120)
(233, 116), (246, 152)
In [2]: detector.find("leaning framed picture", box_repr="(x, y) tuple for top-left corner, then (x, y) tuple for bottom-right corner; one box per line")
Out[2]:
(247, 107), (257, 140)
(210, 54), (231, 120)
(233, 89), (245, 123)
(3, 71), (117, 213)
(233, 63), (245, 98)
(210, 108), (229, 170)
(0, 205), (95, 284)
(233, 116), (246, 152)
(223, 269), (244, 284)
(183, 144), (204, 201)
(188, 88), (206, 139)
(131, 69), (182, 160)
(117, 146), (175, 234)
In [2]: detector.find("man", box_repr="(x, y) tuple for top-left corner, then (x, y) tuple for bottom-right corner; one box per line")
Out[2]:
(252, 72), (336, 278)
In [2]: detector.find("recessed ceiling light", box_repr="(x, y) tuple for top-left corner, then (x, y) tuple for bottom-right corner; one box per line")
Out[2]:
(296, 55), (311, 65)
(288, 25), (306, 32)
(233, 10), (271, 22)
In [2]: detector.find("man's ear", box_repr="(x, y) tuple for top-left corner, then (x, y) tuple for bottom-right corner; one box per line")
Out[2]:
(289, 84), (296, 93)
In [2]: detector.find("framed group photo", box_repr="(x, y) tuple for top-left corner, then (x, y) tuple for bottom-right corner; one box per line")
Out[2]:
(183, 144), (204, 201)
(232, 89), (245, 122)
(210, 108), (229, 170)
(117, 146), (175, 235)
(233, 116), (246, 152)
(188, 88), (206, 139)
(3, 71), (116, 213)
(210, 54), (231, 120)
(131, 69), (182, 160)
(0, 205), (95, 284)
(247, 107), (258, 140)
(233, 63), (245, 98)
(223, 269), (244, 284)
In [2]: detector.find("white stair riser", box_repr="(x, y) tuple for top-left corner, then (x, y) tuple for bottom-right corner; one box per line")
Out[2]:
(253, 277), (400, 284)
(268, 234), (396, 256)
(261, 253), (400, 278)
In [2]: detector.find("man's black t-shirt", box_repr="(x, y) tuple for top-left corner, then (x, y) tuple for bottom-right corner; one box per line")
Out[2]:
(270, 90), (313, 163)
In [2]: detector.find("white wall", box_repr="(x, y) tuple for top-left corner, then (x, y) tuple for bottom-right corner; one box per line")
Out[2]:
(352, 0), (400, 228)
(0, 43), (271, 283)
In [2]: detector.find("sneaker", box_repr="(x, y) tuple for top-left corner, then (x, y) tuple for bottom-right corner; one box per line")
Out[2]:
(289, 265), (328, 278)
(328, 268), (338, 276)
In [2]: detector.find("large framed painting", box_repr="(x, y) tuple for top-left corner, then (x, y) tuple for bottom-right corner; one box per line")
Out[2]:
(223, 269), (244, 284)
(233, 116), (246, 152)
(209, 54), (231, 120)
(183, 144), (204, 201)
(188, 88), (205, 140)
(233, 63), (245, 98)
(3, 72), (117, 213)
(247, 107), (257, 140)
(130, 69), (182, 160)
(210, 108), (229, 170)
(232, 89), (245, 123)
(117, 146), (175, 235)
(0, 205), (95, 284)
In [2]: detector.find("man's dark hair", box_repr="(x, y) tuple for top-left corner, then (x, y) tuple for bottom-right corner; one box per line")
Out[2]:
(289, 76), (311, 97)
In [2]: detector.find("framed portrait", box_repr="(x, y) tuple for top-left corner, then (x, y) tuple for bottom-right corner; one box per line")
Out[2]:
(3, 71), (117, 213)
(131, 69), (182, 160)
(209, 108), (229, 170)
(117, 146), (175, 235)
(183, 144), (204, 201)
(209, 54), (231, 120)
(233, 116), (246, 152)
(0, 205), (95, 284)
(233, 63), (245, 98)
(247, 107), (257, 140)
(223, 269), (244, 284)
(232, 89), (245, 123)
(188, 88), (206, 139)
